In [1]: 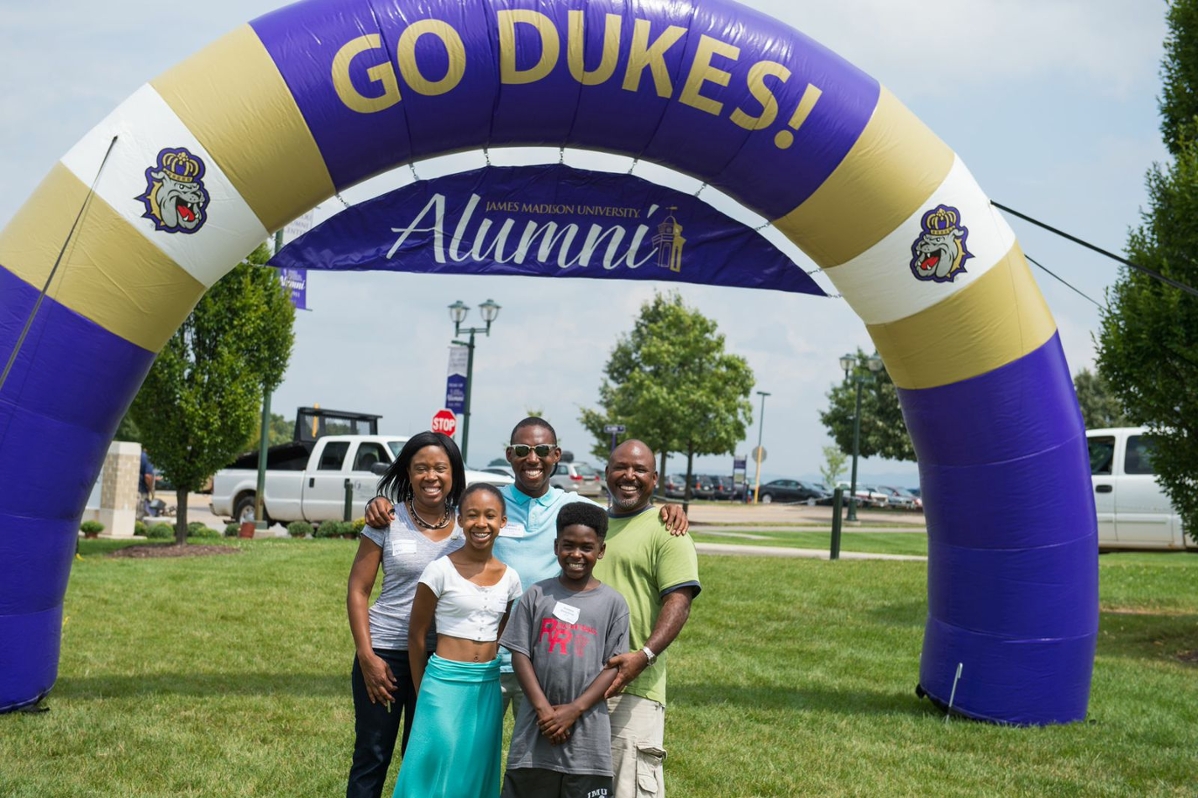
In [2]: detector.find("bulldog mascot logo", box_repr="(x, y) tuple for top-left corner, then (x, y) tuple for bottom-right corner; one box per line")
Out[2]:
(910, 205), (971, 283)
(137, 147), (210, 234)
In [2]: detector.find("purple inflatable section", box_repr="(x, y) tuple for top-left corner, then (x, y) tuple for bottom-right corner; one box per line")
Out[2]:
(899, 333), (1098, 724)
(0, 263), (154, 711)
(250, 0), (877, 218)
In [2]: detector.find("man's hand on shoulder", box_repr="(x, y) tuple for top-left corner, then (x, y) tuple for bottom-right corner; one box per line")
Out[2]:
(658, 503), (689, 537)
(365, 496), (395, 529)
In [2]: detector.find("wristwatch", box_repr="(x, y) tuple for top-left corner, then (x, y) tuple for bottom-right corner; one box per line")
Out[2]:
(641, 645), (658, 666)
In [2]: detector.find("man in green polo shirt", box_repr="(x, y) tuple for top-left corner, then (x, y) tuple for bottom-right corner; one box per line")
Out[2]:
(597, 439), (700, 798)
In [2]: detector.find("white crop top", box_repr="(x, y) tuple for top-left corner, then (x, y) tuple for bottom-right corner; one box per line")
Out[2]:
(418, 556), (524, 642)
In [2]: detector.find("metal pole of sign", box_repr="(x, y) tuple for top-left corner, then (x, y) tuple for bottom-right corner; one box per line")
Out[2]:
(461, 330), (476, 464)
(752, 391), (770, 504)
(830, 487), (844, 560)
(343, 479), (354, 522)
(254, 229), (284, 531)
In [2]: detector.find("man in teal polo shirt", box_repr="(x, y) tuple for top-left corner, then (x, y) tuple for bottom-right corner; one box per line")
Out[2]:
(597, 439), (700, 798)
(364, 418), (689, 718)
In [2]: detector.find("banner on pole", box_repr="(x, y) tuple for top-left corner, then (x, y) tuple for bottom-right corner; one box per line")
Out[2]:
(445, 346), (468, 415)
(270, 164), (825, 297)
(278, 267), (307, 310)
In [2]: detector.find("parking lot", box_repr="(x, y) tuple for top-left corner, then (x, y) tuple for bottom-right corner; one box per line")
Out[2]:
(180, 492), (926, 536)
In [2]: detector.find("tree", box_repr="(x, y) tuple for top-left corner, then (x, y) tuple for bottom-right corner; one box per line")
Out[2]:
(579, 292), (754, 509)
(819, 348), (916, 462)
(112, 412), (142, 443)
(819, 446), (847, 487)
(1097, 0), (1198, 543)
(129, 244), (295, 544)
(1073, 368), (1129, 430)
(245, 413), (296, 451)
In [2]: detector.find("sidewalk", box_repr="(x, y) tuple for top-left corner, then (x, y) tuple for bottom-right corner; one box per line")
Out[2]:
(694, 542), (926, 561)
(147, 493), (288, 537)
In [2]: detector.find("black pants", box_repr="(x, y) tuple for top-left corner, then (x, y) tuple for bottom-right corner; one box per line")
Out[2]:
(346, 649), (419, 798)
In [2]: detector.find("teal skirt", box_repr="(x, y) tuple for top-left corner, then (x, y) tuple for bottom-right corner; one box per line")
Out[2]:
(392, 654), (502, 798)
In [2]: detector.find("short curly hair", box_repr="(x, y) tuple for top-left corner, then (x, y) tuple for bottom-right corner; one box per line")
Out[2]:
(556, 502), (609, 538)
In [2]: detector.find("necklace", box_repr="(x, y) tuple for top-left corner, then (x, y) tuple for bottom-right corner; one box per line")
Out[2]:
(407, 497), (451, 530)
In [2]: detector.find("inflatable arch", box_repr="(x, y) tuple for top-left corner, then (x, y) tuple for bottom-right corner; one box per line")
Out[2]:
(0, 0), (1097, 724)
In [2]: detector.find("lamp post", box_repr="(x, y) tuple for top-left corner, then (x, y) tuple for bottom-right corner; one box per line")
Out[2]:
(448, 298), (501, 464)
(839, 352), (883, 522)
(253, 228), (285, 530)
(752, 390), (770, 504)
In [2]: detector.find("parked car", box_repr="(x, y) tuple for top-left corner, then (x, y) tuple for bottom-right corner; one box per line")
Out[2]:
(660, 473), (715, 500)
(550, 461), (604, 498)
(661, 473), (687, 499)
(706, 475), (740, 501)
(836, 482), (890, 509)
(1088, 427), (1193, 550)
(876, 485), (922, 511)
(689, 474), (716, 500)
(756, 479), (831, 505)
(211, 434), (513, 524)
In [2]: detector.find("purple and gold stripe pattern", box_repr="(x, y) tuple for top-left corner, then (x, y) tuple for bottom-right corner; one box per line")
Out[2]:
(0, 0), (1094, 724)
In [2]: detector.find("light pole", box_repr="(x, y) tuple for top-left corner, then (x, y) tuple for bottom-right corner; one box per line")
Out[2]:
(752, 390), (770, 504)
(448, 298), (501, 464)
(839, 352), (883, 522)
(253, 228), (285, 530)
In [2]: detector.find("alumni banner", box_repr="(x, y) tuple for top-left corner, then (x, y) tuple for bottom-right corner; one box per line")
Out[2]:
(270, 164), (824, 296)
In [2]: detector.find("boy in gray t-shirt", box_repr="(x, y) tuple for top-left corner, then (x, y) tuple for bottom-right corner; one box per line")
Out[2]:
(499, 503), (630, 798)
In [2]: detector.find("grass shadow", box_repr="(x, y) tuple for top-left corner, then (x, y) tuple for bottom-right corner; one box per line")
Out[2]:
(1097, 609), (1198, 665)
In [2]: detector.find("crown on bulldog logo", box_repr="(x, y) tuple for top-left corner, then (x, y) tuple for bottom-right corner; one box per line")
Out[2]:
(160, 150), (202, 184)
(922, 205), (959, 235)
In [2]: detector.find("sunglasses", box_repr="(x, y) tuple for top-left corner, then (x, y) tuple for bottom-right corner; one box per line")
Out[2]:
(508, 443), (558, 458)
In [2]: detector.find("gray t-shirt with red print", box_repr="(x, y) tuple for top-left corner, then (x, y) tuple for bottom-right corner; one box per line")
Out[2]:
(500, 578), (630, 776)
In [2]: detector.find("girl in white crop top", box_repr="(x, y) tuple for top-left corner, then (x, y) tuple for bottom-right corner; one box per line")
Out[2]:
(393, 483), (523, 798)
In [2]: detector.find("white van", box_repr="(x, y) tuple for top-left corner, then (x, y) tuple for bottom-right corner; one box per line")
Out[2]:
(1086, 427), (1193, 551)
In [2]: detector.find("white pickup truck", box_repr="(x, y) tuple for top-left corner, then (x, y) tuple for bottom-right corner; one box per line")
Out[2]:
(210, 434), (512, 525)
(1087, 427), (1193, 551)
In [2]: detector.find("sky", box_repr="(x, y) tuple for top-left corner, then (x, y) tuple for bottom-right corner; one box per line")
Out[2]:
(0, 0), (1169, 487)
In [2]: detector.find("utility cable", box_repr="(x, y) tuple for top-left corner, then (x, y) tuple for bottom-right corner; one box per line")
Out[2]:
(992, 200), (1198, 299)
(1024, 254), (1103, 308)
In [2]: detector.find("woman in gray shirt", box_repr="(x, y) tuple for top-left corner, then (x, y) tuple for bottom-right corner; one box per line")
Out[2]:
(345, 432), (466, 798)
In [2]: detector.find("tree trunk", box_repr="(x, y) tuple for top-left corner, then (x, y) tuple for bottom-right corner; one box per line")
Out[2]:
(657, 450), (668, 498)
(683, 445), (695, 515)
(175, 487), (189, 546)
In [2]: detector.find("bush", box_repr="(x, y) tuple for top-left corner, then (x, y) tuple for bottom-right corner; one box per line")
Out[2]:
(80, 520), (105, 536)
(133, 521), (147, 537)
(187, 523), (220, 539)
(146, 523), (174, 540)
(351, 517), (366, 534)
(316, 521), (356, 538)
(224, 523), (240, 538)
(287, 521), (313, 539)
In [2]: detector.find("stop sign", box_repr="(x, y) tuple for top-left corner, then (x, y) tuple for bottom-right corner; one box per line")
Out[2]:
(431, 408), (457, 436)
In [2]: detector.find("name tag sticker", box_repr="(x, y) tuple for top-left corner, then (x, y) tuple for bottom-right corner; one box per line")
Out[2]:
(392, 539), (418, 557)
(553, 602), (581, 624)
(499, 522), (527, 538)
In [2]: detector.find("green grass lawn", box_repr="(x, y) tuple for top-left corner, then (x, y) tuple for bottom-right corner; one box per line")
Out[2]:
(691, 528), (930, 556)
(1, 540), (1195, 797)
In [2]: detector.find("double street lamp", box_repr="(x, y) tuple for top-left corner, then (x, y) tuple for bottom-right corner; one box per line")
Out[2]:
(839, 352), (883, 522)
(448, 299), (501, 464)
